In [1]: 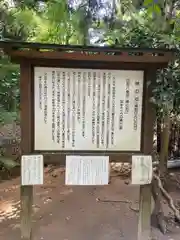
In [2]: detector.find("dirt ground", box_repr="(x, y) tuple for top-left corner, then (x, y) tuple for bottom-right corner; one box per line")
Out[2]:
(0, 167), (180, 240)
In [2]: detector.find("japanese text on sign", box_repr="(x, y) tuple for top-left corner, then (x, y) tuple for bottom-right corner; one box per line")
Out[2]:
(34, 67), (144, 151)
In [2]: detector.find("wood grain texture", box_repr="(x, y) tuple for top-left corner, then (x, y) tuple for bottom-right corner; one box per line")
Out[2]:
(20, 62), (33, 240)
(7, 49), (175, 63)
(138, 69), (156, 240)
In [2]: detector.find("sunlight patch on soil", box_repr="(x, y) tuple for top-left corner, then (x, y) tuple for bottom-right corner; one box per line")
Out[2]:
(1, 185), (19, 193)
(0, 200), (20, 222)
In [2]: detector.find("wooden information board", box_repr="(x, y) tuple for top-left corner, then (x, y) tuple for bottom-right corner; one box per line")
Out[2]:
(0, 40), (176, 240)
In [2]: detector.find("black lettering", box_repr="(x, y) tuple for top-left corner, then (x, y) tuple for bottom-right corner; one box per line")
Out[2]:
(119, 100), (124, 130)
(56, 71), (60, 144)
(43, 73), (48, 123)
(52, 71), (56, 142)
(111, 78), (116, 145)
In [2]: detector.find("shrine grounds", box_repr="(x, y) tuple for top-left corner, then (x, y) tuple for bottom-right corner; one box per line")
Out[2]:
(0, 166), (180, 240)
(0, 123), (180, 240)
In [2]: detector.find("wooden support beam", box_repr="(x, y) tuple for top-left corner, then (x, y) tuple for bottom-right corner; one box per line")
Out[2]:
(138, 184), (152, 240)
(137, 70), (156, 240)
(20, 61), (33, 240)
(7, 49), (174, 63)
(21, 186), (33, 240)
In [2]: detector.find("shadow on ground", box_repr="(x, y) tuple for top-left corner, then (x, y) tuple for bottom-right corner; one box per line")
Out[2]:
(0, 167), (180, 240)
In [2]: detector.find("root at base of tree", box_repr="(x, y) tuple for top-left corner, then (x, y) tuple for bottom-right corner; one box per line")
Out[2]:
(151, 176), (167, 234)
(151, 173), (180, 234)
(153, 173), (180, 222)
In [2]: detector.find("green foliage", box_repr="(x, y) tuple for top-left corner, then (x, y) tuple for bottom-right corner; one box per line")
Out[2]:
(32, 0), (91, 45)
(152, 62), (180, 113)
(0, 156), (19, 171)
(4, 7), (41, 40)
(103, 3), (180, 116)
(0, 54), (20, 113)
(0, 107), (20, 125)
(32, 0), (74, 44)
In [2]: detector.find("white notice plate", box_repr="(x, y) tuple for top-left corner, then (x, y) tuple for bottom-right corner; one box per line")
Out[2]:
(131, 155), (153, 185)
(21, 155), (44, 185)
(65, 156), (109, 185)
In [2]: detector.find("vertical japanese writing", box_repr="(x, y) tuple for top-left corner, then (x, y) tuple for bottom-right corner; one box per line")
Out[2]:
(106, 73), (111, 148)
(72, 72), (76, 147)
(82, 72), (86, 137)
(56, 71), (60, 144)
(111, 76), (116, 145)
(96, 72), (101, 148)
(92, 72), (96, 144)
(88, 72), (91, 97)
(43, 72), (48, 124)
(77, 72), (81, 122)
(124, 79), (130, 114)
(52, 71), (55, 142)
(35, 67), (144, 151)
(62, 71), (66, 148)
(38, 76), (42, 110)
(140, 157), (148, 182)
(67, 72), (71, 142)
(134, 80), (140, 131)
(119, 100), (124, 130)
(101, 72), (106, 146)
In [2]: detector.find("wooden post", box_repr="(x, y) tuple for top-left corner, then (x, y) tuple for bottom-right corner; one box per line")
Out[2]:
(138, 184), (152, 240)
(21, 186), (33, 240)
(137, 70), (156, 240)
(20, 62), (33, 240)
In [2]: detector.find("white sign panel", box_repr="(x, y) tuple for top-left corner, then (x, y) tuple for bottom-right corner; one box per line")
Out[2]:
(131, 155), (153, 185)
(65, 155), (109, 185)
(21, 155), (44, 185)
(34, 67), (144, 151)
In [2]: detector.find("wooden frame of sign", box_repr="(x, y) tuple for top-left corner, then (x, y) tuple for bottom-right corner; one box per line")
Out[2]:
(0, 40), (176, 240)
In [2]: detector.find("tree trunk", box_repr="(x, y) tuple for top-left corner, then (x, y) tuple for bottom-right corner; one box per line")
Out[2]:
(157, 116), (161, 154)
(159, 112), (171, 179)
(151, 111), (171, 233)
(151, 177), (167, 234)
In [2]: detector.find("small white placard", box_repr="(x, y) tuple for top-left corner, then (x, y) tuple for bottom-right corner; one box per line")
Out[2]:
(21, 155), (44, 185)
(65, 156), (109, 185)
(131, 155), (153, 185)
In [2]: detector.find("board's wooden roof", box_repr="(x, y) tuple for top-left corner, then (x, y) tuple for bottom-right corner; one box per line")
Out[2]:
(0, 40), (177, 64)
